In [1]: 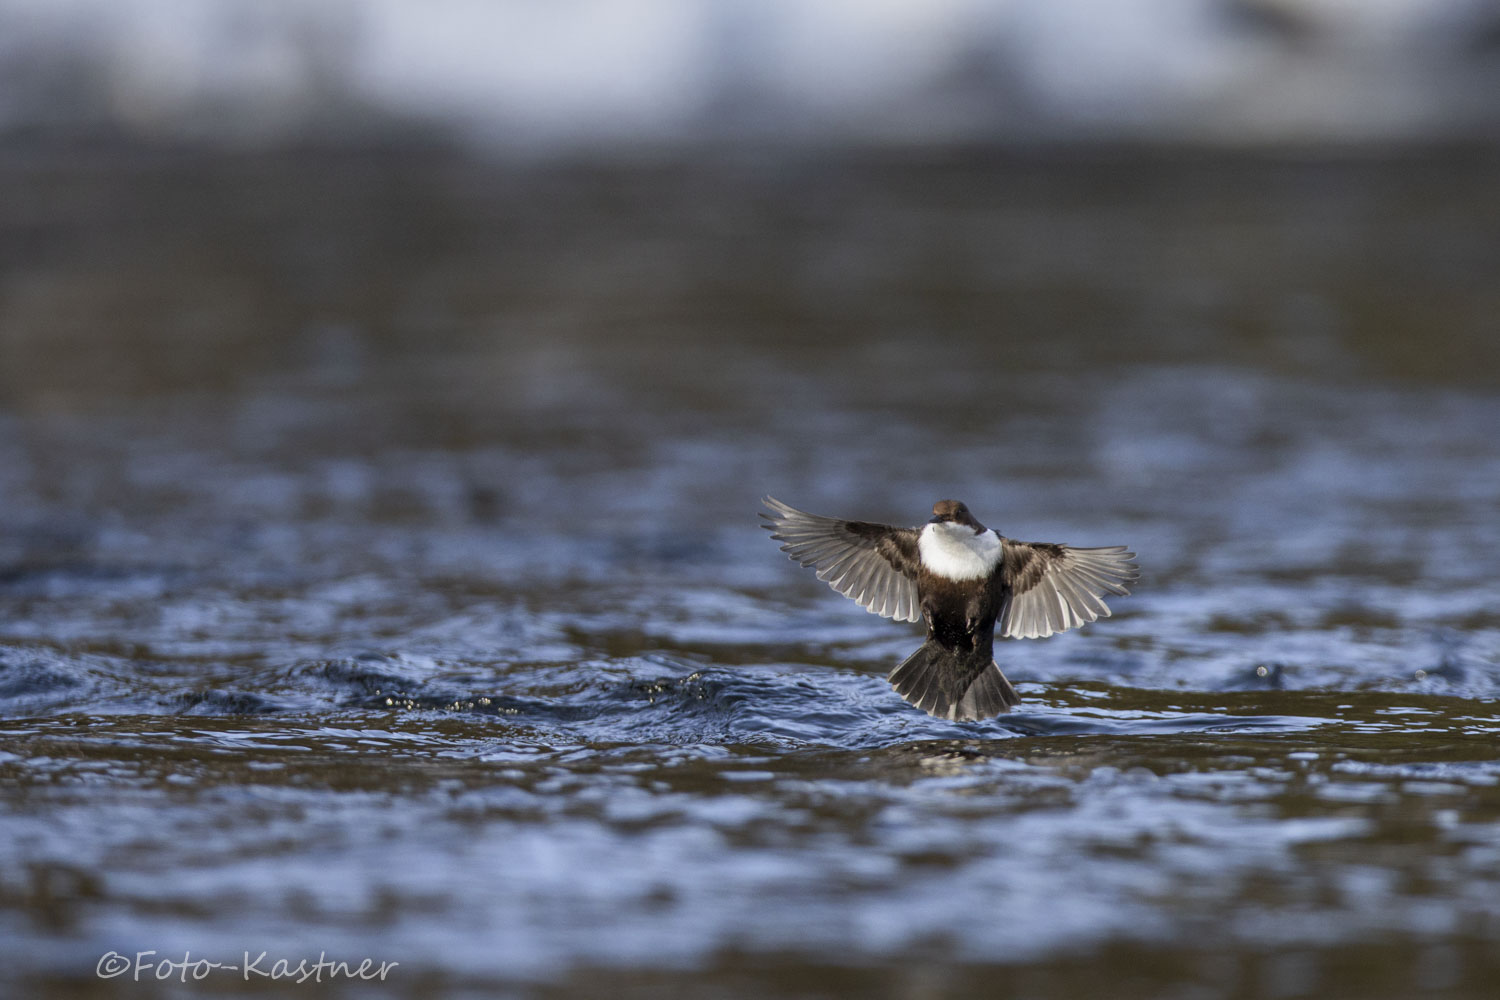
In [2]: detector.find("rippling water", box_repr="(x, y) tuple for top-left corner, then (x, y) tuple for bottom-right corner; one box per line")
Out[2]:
(2, 148), (1499, 997)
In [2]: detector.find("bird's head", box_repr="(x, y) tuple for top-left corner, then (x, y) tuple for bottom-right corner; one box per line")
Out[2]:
(930, 499), (986, 533)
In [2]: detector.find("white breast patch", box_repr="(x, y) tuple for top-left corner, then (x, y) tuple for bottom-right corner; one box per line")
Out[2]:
(918, 523), (1001, 581)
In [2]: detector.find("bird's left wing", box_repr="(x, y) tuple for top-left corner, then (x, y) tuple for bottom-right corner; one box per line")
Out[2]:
(999, 540), (1138, 639)
(761, 497), (922, 622)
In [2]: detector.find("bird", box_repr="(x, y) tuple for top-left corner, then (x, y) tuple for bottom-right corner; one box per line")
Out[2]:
(761, 496), (1138, 722)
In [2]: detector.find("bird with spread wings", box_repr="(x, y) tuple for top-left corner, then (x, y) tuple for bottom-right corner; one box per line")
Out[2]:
(761, 496), (1138, 721)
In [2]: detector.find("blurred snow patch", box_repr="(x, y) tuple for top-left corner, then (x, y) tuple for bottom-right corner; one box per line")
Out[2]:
(1, 0), (1497, 149)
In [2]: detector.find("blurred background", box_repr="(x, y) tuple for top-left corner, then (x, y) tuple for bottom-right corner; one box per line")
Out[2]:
(3, 2), (1500, 999)
(3, 0), (1500, 149)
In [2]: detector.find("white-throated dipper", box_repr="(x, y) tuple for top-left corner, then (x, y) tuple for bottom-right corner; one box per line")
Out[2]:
(761, 497), (1138, 721)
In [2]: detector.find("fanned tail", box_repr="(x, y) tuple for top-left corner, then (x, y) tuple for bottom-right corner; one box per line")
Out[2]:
(887, 641), (1020, 721)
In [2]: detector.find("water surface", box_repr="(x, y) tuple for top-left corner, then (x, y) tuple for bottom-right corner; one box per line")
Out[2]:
(2, 148), (1499, 998)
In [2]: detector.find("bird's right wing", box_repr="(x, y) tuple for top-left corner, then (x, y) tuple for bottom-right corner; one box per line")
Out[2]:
(761, 497), (922, 622)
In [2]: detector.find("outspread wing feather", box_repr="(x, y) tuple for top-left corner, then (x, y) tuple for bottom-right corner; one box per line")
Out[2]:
(761, 497), (922, 623)
(1000, 540), (1138, 640)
